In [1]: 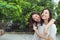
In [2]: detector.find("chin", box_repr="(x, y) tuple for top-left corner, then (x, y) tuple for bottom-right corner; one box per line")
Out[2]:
(42, 18), (46, 20)
(36, 21), (39, 23)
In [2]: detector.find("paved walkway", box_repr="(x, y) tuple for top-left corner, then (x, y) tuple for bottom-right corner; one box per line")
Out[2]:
(0, 33), (60, 40)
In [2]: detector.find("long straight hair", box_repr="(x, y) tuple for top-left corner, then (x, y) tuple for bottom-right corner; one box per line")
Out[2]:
(29, 12), (41, 32)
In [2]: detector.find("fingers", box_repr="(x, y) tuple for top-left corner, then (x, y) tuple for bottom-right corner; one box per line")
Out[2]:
(33, 23), (38, 30)
(33, 23), (37, 30)
(44, 28), (48, 36)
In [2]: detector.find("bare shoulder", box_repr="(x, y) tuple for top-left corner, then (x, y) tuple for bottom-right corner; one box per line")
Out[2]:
(51, 19), (56, 22)
(51, 24), (57, 30)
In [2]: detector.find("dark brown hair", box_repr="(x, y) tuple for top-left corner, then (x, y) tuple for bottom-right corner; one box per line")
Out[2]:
(29, 12), (41, 32)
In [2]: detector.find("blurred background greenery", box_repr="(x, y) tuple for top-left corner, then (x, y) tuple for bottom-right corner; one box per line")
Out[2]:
(0, 0), (60, 34)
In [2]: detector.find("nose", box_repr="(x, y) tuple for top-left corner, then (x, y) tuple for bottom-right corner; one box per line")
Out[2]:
(36, 17), (40, 20)
(38, 16), (40, 18)
(42, 13), (45, 16)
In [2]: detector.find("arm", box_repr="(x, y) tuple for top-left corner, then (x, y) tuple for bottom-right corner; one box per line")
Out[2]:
(34, 28), (52, 40)
(34, 28), (47, 39)
(33, 24), (47, 39)
(33, 19), (55, 39)
(45, 19), (55, 29)
(44, 19), (55, 35)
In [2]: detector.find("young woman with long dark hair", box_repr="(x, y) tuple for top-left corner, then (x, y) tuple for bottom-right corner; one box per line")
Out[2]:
(41, 9), (57, 40)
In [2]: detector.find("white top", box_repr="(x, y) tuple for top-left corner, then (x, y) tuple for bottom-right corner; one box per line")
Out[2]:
(32, 24), (57, 40)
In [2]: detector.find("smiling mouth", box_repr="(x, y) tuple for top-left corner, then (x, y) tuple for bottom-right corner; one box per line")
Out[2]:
(42, 16), (46, 17)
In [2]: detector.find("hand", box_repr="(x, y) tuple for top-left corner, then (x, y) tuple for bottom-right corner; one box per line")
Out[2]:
(0, 29), (5, 36)
(33, 23), (37, 30)
(46, 37), (52, 40)
(44, 27), (48, 36)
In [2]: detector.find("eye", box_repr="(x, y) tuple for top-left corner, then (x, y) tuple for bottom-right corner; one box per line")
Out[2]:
(36, 16), (37, 17)
(35, 15), (38, 17)
(45, 12), (47, 14)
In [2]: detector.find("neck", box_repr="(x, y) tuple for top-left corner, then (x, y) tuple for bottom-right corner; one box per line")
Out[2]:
(44, 19), (48, 25)
(37, 22), (40, 24)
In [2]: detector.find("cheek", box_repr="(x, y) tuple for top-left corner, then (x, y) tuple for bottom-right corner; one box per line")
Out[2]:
(34, 19), (37, 21)
(33, 18), (37, 22)
(38, 18), (40, 22)
(46, 15), (50, 19)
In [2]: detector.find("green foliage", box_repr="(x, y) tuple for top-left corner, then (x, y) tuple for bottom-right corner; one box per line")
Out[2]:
(56, 1), (60, 34)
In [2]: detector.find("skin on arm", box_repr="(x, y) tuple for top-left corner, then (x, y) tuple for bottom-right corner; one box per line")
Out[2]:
(34, 28), (47, 39)
(33, 19), (55, 40)
(44, 19), (55, 35)
(33, 24), (48, 40)
(33, 26), (50, 40)
(45, 19), (55, 29)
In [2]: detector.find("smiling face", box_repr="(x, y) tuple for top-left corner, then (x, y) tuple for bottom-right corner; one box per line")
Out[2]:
(32, 14), (40, 23)
(41, 9), (50, 20)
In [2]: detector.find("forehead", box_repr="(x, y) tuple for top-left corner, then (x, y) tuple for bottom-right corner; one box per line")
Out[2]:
(43, 10), (49, 13)
(32, 14), (39, 17)
(32, 14), (40, 18)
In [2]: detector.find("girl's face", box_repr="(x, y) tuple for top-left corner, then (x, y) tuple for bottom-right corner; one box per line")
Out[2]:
(32, 14), (40, 23)
(41, 10), (50, 20)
